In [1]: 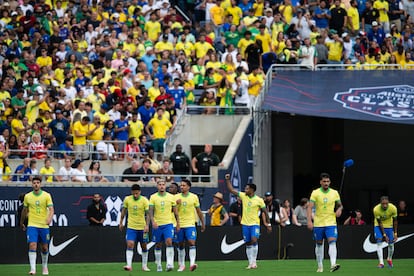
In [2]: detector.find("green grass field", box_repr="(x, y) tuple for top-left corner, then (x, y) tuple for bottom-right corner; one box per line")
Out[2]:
(1, 259), (413, 276)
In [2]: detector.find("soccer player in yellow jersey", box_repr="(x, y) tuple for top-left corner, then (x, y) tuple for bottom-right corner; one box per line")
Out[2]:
(149, 179), (180, 272)
(307, 173), (342, 273)
(20, 177), (54, 276)
(176, 179), (206, 272)
(373, 196), (398, 268)
(119, 184), (151, 272)
(225, 174), (271, 269)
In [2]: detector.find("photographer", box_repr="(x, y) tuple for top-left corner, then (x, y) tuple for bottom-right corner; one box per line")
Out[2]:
(344, 209), (366, 225)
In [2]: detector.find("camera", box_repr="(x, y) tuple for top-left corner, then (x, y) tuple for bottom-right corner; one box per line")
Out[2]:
(350, 211), (356, 218)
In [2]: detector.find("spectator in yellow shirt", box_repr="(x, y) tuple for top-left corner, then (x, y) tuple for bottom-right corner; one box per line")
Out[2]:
(36, 48), (52, 71)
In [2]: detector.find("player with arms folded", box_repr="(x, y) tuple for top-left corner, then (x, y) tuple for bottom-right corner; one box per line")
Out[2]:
(176, 179), (206, 271)
(119, 184), (151, 271)
(149, 179), (180, 272)
(373, 196), (398, 268)
(225, 173), (272, 269)
(20, 176), (54, 275)
(307, 173), (342, 273)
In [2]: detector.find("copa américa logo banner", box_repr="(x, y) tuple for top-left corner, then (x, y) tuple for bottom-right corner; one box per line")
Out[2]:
(334, 85), (414, 121)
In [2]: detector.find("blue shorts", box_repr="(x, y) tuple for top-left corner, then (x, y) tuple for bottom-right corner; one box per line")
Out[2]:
(126, 229), (149, 243)
(313, 226), (338, 242)
(177, 226), (197, 242)
(152, 223), (174, 243)
(27, 227), (50, 244)
(374, 226), (395, 244)
(242, 225), (260, 243)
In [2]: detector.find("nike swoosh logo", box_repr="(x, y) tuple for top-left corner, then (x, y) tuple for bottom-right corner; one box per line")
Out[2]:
(363, 233), (414, 253)
(49, 235), (79, 256)
(137, 241), (155, 255)
(221, 235), (245, 254)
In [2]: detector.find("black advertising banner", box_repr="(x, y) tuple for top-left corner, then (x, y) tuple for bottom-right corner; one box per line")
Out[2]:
(263, 70), (414, 125)
(1, 225), (414, 263)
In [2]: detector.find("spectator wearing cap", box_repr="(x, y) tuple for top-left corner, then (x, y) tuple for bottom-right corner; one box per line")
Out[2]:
(313, 0), (331, 29)
(70, 159), (87, 182)
(361, 0), (380, 35)
(367, 21), (385, 46)
(145, 107), (173, 152)
(155, 33), (174, 56)
(49, 108), (70, 146)
(208, 192), (229, 226)
(72, 116), (96, 160)
(121, 68), (134, 90)
(94, 104), (111, 126)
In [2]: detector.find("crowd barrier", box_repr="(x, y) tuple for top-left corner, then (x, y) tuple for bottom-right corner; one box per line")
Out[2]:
(1, 225), (413, 263)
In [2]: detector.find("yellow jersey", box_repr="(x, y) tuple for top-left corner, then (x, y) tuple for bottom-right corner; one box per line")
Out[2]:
(129, 120), (144, 139)
(310, 187), (341, 227)
(149, 192), (177, 226)
(39, 167), (55, 183)
(123, 195), (149, 230)
(177, 192), (200, 228)
(72, 121), (89, 146)
(373, 203), (397, 228)
(238, 192), (265, 226)
(147, 116), (172, 139)
(144, 21), (161, 42)
(24, 190), (53, 228)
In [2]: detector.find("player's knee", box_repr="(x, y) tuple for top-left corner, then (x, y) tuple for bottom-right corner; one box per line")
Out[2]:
(315, 241), (323, 246)
(328, 239), (337, 244)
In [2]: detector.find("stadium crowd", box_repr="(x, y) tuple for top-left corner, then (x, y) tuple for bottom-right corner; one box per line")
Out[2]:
(0, 0), (413, 179)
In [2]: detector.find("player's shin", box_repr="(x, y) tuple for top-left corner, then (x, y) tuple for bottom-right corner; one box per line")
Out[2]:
(246, 245), (253, 265)
(166, 246), (174, 267)
(387, 244), (394, 260)
(155, 248), (162, 266)
(377, 243), (384, 264)
(189, 246), (196, 266)
(328, 241), (337, 266)
(41, 251), (49, 268)
(178, 247), (186, 266)
(251, 243), (258, 264)
(29, 250), (37, 272)
(315, 243), (324, 268)
(142, 250), (149, 267)
(126, 248), (134, 267)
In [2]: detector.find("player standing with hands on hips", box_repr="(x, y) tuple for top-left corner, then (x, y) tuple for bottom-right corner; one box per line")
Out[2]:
(225, 173), (272, 269)
(307, 173), (342, 273)
(373, 196), (398, 268)
(20, 176), (54, 275)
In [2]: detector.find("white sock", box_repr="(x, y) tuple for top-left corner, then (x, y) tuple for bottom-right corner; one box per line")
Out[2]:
(166, 246), (174, 268)
(251, 244), (258, 264)
(315, 243), (324, 267)
(41, 251), (49, 269)
(246, 245), (252, 265)
(126, 248), (133, 267)
(189, 246), (196, 266)
(387, 244), (394, 260)
(155, 248), (162, 266)
(328, 242), (337, 267)
(178, 248), (185, 267)
(377, 244), (384, 264)
(29, 251), (36, 272)
(142, 250), (148, 267)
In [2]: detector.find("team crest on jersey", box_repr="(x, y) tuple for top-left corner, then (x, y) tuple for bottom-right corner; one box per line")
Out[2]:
(182, 202), (187, 206)
(334, 85), (414, 120)
(35, 201), (40, 206)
